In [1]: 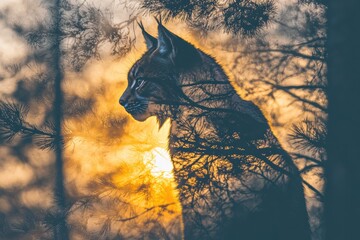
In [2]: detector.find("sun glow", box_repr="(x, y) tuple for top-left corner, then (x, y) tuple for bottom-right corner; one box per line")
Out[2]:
(144, 147), (173, 178)
(63, 79), (182, 235)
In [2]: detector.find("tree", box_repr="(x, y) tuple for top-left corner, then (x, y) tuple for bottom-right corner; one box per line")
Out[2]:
(325, 0), (360, 239)
(52, 0), (69, 238)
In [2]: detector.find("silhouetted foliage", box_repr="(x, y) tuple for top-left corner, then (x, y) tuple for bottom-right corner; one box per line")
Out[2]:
(223, 0), (275, 35)
(0, 101), (58, 149)
(141, 0), (275, 35)
(289, 119), (326, 157)
(26, 0), (135, 71)
(225, 2), (327, 237)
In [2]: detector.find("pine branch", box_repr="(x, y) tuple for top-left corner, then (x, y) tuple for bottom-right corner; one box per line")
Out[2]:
(141, 0), (275, 36)
(0, 101), (62, 150)
(289, 119), (327, 156)
(116, 203), (175, 222)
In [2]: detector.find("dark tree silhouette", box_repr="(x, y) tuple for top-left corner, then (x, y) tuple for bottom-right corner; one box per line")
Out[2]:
(325, 0), (360, 240)
(52, 0), (69, 239)
(141, 0), (275, 35)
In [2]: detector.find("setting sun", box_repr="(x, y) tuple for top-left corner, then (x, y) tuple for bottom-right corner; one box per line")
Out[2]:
(144, 147), (174, 178)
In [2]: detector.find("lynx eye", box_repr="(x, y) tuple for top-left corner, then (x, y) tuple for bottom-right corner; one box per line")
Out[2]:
(132, 78), (146, 90)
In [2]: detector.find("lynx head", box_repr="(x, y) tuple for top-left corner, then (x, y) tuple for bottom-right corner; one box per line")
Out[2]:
(119, 19), (202, 127)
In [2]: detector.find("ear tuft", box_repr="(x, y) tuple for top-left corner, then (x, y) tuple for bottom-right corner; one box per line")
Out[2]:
(137, 20), (157, 50)
(154, 15), (162, 25)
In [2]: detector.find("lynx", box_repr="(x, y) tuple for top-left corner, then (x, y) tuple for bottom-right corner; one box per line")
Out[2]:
(120, 20), (311, 240)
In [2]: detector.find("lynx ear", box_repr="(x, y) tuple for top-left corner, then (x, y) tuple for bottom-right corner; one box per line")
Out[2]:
(155, 18), (201, 68)
(156, 20), (176, 58)
(137, 21), (157, 50)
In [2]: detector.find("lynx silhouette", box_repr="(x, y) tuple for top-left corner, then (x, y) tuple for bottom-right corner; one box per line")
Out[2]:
(120, 20), (311, 240)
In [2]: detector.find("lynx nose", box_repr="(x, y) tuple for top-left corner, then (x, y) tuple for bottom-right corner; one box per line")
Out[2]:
(119, 97), (128, 108)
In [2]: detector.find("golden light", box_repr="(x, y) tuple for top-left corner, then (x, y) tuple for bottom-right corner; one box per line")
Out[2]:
(144, 147), (174, 179)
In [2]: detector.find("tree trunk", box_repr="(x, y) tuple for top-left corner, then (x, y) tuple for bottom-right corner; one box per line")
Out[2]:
(326, 0), (360, 239)
(52, 0), (69, 239)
